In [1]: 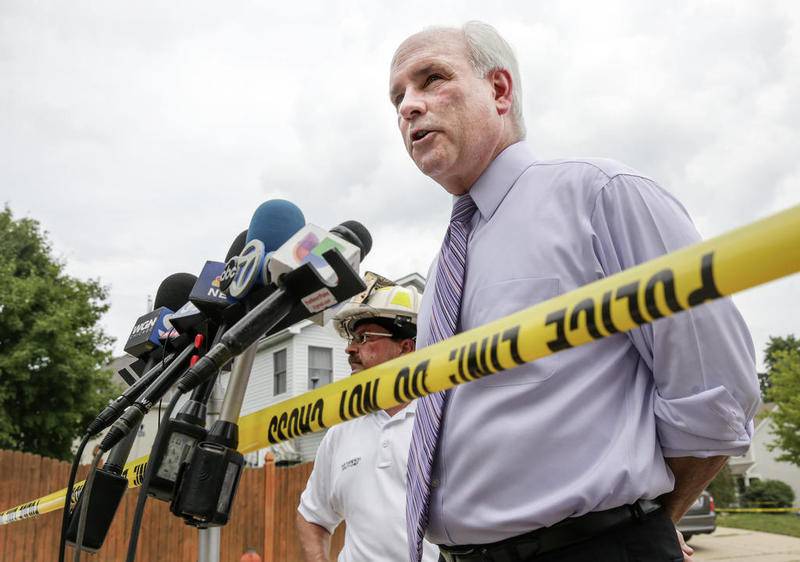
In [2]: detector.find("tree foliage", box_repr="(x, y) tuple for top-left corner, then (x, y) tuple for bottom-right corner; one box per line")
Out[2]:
(0, 206), (118, 460)
(765, 345), (800, 467)
(760, 335), (800, 395)
(707, 464), (737, 508)
(765, 335), (800, 371)
(742, 479), (795, 508)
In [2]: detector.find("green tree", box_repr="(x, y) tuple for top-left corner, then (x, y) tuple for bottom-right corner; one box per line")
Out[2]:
(0, 206), (118, 460)
(765, 335), (800, 371)
(707, 464), (737, 508)
(765, 347), (800, 467)
(760, 335), (800, 394)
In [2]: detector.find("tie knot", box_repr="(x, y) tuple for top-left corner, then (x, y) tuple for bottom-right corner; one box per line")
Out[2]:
(451, 194), (477, 224)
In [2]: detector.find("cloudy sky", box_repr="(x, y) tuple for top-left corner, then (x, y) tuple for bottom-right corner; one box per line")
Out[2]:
(2, 1), (798, 367)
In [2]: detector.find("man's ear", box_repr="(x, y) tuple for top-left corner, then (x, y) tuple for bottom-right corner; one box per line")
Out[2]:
(401, 338), (416, 354)
(489, 68), (513, 116)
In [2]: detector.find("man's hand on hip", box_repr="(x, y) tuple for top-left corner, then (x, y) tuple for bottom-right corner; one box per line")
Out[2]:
(676, 528), (694, 561)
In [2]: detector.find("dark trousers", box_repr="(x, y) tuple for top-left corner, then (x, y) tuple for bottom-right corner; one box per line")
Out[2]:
(438, 509), (684, 562)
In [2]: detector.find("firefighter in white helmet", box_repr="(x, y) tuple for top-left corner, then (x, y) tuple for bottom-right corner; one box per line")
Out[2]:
(296, 273), (439, 562)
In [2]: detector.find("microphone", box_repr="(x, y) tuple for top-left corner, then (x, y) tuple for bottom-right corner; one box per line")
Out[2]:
(123, 273), (198, 357)
(183, 231), (249, 327)
(123, 308), (175, 358)
(86, 273), (198, 436)
(331, 220), (373, 260)
(266, 222), (365, 287)
(188, 262), (237, 317)
(177, 219), (371, 394)
(225, 200), (306, 300)
(266, 220), (373, 331)
(226, 230), (249, 261)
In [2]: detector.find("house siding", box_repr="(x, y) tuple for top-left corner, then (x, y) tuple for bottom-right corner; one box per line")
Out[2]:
(238, 321), (350, 463)
(746, 413), (800, 506)
(241, 334), (296, 416)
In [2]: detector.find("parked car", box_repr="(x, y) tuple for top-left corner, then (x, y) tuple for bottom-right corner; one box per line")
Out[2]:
(677, 490), (716, 542)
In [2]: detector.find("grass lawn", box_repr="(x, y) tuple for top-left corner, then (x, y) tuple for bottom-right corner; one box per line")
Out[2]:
(718, 512), (800, 538)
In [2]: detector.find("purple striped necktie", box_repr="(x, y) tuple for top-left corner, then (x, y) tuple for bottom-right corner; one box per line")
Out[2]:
(407, 194), (478, 562)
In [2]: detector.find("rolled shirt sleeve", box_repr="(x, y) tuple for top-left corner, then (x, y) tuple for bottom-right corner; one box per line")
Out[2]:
(590, 173), (761, 457)
(297, 430), (342, 534)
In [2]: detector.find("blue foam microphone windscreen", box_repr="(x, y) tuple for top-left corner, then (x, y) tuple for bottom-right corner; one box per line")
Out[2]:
(226, 200), (306, 300)
(245, 199), (306, 251)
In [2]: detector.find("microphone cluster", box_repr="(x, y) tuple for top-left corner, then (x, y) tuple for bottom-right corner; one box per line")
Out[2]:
(60, 199), (371, 561)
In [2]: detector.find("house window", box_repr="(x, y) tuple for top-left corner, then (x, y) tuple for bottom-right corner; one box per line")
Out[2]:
(274, 349), (287, 395)
(308, 346), (333, 389)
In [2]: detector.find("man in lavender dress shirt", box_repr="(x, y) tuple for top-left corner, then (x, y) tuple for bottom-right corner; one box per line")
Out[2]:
(389, 21), (760, 562)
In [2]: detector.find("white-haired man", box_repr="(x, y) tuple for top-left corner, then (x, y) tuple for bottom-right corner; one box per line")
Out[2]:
(389, 22), (760, 562)
(296, 277), (439, 562)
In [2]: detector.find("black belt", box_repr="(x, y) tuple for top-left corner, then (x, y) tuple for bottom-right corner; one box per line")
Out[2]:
(438, 499), (661, 562)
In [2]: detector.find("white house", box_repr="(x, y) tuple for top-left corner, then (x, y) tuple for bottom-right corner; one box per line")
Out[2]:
(234, 318), (350, 465)
(729, 403), (800, 506)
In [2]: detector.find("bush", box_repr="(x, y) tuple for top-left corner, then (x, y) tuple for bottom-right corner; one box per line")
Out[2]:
(742, 479), (795, 508)
(707, 465), (738, 507)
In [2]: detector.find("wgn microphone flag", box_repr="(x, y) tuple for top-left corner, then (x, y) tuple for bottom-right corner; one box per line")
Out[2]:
(123, 273), (197, 358)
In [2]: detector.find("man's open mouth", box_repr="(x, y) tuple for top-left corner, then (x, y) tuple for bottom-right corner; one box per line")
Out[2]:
(412, 130), (434, 143)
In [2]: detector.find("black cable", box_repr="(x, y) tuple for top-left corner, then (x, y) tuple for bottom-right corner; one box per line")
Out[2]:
(72, 447), (104, 562)
(124, 390), (183, 562)
(58, 433), (91, 562)
(156, 340), (169, 430)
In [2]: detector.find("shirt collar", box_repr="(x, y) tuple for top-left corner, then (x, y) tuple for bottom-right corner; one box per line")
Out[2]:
(375, 399), (418, 421)
(462, 140), (537, 222)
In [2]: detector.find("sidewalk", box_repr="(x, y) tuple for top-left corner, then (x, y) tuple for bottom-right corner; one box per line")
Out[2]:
(691, 526), (800, 561)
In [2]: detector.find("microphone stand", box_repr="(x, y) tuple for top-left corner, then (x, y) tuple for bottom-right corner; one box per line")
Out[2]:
(197, 378), (225, 562)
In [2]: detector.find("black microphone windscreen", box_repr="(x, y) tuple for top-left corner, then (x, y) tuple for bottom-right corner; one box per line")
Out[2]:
(334, 220), (372, 258)
(225, 230), (248, 262)
(154, 273), (198, 311)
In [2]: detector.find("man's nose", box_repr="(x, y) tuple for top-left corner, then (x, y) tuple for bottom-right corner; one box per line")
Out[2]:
(398, 89), (425, 121)
(345, 342), (359, 355)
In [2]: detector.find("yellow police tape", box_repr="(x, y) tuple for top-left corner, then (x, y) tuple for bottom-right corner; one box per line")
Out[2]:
(1, 204), (799, 526)
(717, 508), (800, 513)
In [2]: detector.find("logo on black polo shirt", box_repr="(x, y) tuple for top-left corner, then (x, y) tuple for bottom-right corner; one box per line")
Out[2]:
(341, 457), (361, 471)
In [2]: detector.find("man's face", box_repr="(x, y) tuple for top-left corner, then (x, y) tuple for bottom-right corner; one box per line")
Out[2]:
(345, 322), (414, 374)
(389, 31), (505, 194)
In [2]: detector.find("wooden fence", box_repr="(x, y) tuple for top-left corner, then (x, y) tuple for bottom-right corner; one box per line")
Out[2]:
(0, 450), (343, 561)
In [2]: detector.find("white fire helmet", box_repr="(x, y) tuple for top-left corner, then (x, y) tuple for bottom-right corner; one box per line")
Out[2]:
(333, 272), (422, 341)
